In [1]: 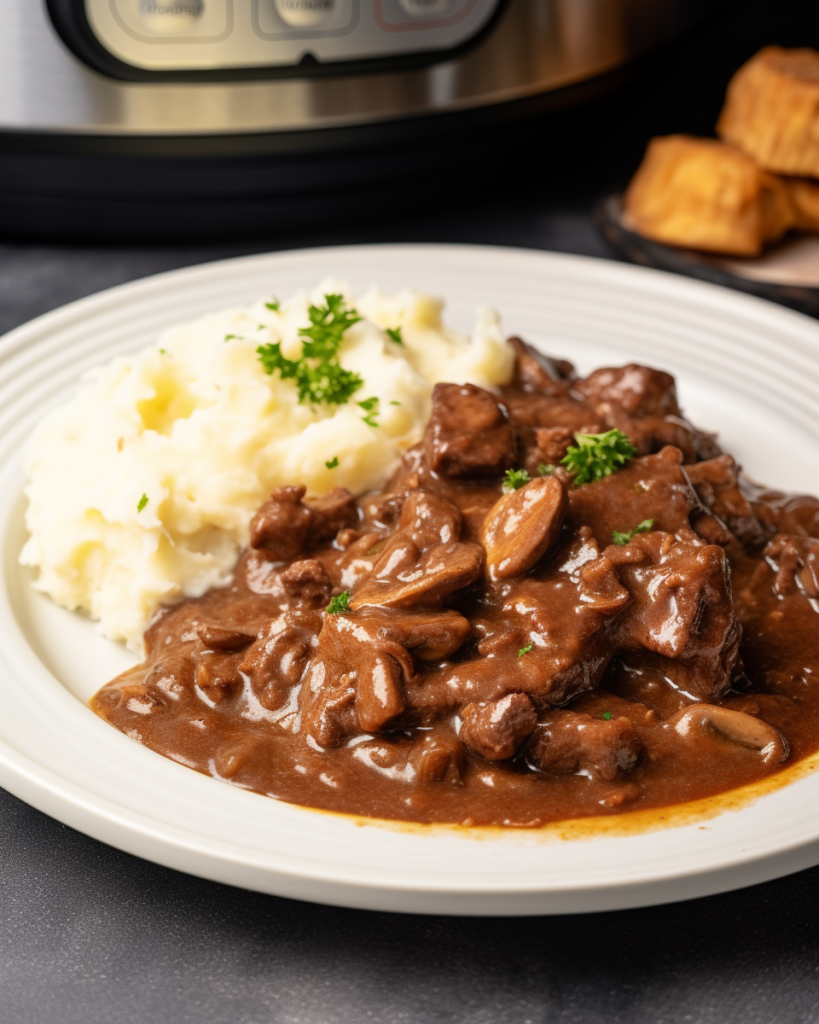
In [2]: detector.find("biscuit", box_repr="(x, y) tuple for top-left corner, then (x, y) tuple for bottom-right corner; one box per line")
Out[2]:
(624, 135), (794, 256)
(782, 176), (819, 231)
(718, 46), (819, 177)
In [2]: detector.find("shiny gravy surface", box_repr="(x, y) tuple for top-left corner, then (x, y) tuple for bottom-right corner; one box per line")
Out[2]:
(92, 340), (819, 826)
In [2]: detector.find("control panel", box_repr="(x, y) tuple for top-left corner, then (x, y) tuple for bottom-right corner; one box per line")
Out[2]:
(80, 0), (501, 71)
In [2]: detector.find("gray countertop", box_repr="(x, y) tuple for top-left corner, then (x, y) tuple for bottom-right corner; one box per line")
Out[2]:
(3, 218), (819, 1024)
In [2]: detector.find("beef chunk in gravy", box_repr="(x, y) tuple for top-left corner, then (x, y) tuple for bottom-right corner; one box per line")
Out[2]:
(460, 693), (538, 761)
(424, 383), (515, 478)
(91, 338), (819, 828)
(250, 485), (358, 560)
(576, 363), (721, 463)
(685, 454), (770, 549)
(528, 709), (643, 781)
(507, 336), (577, 396)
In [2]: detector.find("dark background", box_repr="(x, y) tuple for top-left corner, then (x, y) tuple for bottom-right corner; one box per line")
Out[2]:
(4, 1), (819, 1021)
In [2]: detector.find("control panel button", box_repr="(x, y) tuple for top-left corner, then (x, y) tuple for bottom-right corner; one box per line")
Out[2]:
(396, 0), (449, 16)
(137, 0), (205, 33)
(255, 0), (354, 37)
(273, 0), (335, 27)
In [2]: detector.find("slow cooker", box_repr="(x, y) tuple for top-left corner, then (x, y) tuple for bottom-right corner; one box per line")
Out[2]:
(0, 1), (713, 238)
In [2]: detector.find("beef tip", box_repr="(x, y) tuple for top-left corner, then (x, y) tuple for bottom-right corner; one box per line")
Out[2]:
(611, 531), (742, 701)
(773, 494), (819, 539)
(195, 624), (257, 652)
(520, 423), (603, 479)
(576, 364), (682, 418)
(397, 489), (462, 550)
(625, 415), (721, 463)
(359, 491), (405, 531)
(508, 336), (576, 396)
(569, 446), (700, 544)
(250, 485), (312, 557)
(238, 614), (316, 711)
(309, 606), (471, 741)
(350, 540), (483, 610)
(330, 530), (387, 592)
(476, 628), (530, 658)
(690, 509), (733, 547)
(250, 485), (357, 560)
(578, 556), (631, 615)
(356, 651), (406, 732)
(460, 693), (537, 761)
(280, 558), (333, 606)
(764, 534), (819, 598)
(534, 426), (575, 466)
(685, 455), (768, 548)
(301, 664), (358, 748)
(575, 364), (719, 463)
(194, 653), (241, 704)
(393, 609), (471, 661)
(408, 531), (619, 715)
(311, 611), (414, 735)
(504, 389), (600, 436)
(338, 606), (470, 662)
(411, 731), (465, 783)
(482, 475), (567, 581)
(528, 709), (643, 780)
(424, 383), (515, 478)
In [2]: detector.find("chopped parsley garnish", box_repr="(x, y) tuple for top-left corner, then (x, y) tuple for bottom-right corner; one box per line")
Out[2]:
(503, 468), (531, 492)
(256, 294), (363, 407)
(538, 463), (555, 476)
(325, 456), (339, 469)
(358, 396), (379, 427)
(612, 518), (655, 546)
(224, 334), (238, 342)
(517, 644), (533, 658)
(158, 348), (167, 354)
(561, 429), (637, 485)
(257, 324), (266, 331)
(390, 400), (401, 406)
(265, 299), (280, 311)
(602, 711), (613, 721)
(386, 326), (404, 345)
(326, 590), (351, 615)
(299, 293), (361, 358)
(137, 494), (149, 512)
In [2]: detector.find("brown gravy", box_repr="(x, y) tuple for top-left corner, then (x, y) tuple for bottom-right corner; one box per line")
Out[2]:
(91, 340), (819, 827)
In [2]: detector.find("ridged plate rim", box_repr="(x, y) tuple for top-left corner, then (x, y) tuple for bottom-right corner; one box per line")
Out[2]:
(2, 243), (819, 916)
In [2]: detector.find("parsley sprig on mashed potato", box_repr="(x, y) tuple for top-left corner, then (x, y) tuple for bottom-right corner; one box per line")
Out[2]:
(21, 279), (514, 651)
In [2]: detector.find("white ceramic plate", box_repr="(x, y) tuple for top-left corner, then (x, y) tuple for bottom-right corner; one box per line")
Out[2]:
(3, 244), (819, 916)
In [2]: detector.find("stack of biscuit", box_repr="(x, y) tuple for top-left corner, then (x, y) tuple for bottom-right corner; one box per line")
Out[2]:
(625, 47), (819, 256)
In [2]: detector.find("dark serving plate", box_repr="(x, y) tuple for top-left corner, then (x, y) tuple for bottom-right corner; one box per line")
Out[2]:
(595, 194), (819, 319)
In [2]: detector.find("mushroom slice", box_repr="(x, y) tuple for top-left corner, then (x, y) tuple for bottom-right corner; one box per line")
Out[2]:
(196, 624), (257, 651)
(668, 704), (789, 766)
(482, 475), (567, 582)
(350, 542), (483, 610)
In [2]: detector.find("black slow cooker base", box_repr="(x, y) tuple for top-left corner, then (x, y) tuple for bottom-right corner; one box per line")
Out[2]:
(0, 51), (693, 243)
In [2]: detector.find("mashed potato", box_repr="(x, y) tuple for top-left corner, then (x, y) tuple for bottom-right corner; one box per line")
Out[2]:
(21, 279), (514, 650)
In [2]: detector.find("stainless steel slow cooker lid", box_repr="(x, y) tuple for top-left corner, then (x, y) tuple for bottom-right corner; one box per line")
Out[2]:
(3, 0), (710, 135)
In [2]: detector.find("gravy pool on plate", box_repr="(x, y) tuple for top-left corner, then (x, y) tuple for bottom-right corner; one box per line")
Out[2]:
(91, 338), (819, 827)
